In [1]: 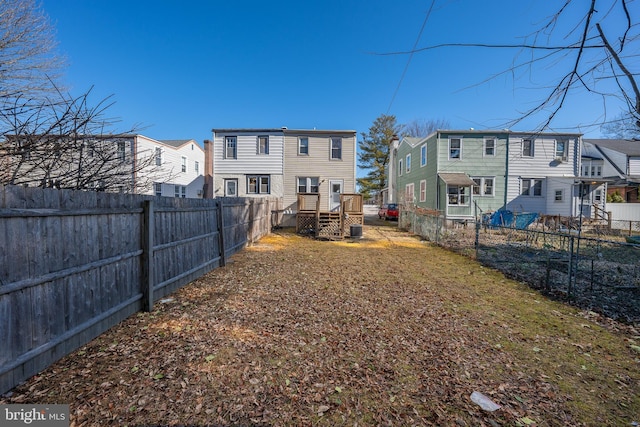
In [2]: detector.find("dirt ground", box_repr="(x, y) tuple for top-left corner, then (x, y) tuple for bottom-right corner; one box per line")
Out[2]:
(2, 213), (639, 426)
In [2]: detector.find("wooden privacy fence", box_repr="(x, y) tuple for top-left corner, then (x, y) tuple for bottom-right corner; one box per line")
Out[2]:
(0, 185), (276, 394)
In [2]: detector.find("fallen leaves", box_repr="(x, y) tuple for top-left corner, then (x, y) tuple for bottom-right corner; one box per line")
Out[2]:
(0, 225), (638, 426)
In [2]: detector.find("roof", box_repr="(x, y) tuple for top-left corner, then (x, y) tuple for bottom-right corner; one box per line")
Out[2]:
(399, 136), (425, 147)
(432, 129), (582, 137)
(212, 128), (356, 135)
(438, 173), (476, 186)
(583, 139), (640, 156)
(159, 139), (196, 148)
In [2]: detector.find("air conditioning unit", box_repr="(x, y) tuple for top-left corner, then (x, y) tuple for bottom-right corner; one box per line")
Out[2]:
(554, 157), (564, 163)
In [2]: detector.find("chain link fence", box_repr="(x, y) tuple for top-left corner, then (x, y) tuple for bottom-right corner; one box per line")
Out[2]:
(399, 207), (640, 324)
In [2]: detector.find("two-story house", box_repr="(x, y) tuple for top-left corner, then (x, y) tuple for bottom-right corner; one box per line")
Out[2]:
(207, 128), (357, 225)
(504, 132), (604, 218)
(583, 138), (640, 202)
(282, 128), (357, 213)
(391, 129), (605, 222)
(0, 134), (205, 198)
(143, 138), (205, 199)
(393, 130), (508, 221)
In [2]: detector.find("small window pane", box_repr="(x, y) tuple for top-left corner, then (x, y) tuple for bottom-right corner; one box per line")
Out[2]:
(331, 137), (342, 159)
(299, 137), (309, 155)
(258, 136), (269, 154)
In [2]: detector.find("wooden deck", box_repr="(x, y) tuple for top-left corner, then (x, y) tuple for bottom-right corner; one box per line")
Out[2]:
(296, 193), (364, 239)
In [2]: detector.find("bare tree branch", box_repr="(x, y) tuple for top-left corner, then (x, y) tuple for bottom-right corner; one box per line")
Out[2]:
(597, 22), (640, 127)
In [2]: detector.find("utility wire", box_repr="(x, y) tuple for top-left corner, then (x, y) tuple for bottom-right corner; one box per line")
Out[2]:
(386, 0), (436, 114)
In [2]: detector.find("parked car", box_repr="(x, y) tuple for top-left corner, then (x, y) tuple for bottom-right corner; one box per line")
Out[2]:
(378, 203), (399, 220)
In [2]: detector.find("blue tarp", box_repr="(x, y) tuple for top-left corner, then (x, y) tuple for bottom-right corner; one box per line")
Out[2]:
(486, 210), (538, 229)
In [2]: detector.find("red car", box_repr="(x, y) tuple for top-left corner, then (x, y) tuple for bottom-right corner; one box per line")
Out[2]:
(378, 203), (399, 220)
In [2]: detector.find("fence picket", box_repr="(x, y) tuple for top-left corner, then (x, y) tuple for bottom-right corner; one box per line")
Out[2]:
(0, 185), (276, 394)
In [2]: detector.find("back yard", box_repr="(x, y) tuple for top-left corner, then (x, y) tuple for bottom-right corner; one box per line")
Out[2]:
(1, 223), (639, 426)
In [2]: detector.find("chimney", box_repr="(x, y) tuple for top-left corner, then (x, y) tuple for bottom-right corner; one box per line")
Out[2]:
(391, 134), (400, 148)
(203, 139), (214, 198)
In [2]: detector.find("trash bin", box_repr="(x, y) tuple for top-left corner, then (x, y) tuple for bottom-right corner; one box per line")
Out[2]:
(350, 224), (363, 239)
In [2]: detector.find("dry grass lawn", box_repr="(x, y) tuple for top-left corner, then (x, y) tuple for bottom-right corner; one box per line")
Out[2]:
(2, 223), (639, 426)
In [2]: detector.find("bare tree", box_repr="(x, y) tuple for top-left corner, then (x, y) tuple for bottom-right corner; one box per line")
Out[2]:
(402, 118), (450, 138)
(600, 112), (640, 139)
(0, 0), (63, 103)
(375, 1), (639, 133)
(0, 86), (170, 192)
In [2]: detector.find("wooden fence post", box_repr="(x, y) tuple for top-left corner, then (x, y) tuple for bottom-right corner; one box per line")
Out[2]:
(142, 200), (154, 312)
(217, 200), (226, 266)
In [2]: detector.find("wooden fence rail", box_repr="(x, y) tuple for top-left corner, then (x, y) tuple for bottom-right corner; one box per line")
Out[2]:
(0, 185), (276, 394)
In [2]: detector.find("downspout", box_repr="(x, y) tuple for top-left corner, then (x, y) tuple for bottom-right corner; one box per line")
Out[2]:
(503, 132), (509, 210)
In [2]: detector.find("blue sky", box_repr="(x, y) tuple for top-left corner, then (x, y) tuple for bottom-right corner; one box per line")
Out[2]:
(41, 0), (636, 148)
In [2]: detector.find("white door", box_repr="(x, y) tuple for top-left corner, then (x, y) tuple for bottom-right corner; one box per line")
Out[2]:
(329, 180), (343, 211)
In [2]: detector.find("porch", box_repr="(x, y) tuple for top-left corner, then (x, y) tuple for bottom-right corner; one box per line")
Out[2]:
(296, 193), (364, 239)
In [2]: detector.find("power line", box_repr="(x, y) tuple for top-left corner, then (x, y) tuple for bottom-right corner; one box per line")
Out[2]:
(386, 0), (436, 114)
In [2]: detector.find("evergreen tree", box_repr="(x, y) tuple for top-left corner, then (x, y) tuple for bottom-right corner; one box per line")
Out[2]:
(357, 114), (401, 202)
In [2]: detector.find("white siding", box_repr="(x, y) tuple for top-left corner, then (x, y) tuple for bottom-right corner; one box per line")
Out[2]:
(506, 134), (581, 216)
(544, 177), (574, 215)
(507, 136), (579, 178)
(629, 157), (640, 175)
(212, 133), (284, 175)
(136, 136), (205, 198)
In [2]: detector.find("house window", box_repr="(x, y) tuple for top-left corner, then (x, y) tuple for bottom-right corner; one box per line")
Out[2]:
(554, 189), (563, 202)
(260, 176), (269, 193)
(522, 139), (534, 157)
(449, 137), (461, 159)
(180, 156), (187, 173)
(298, 177), (319, 193)
(331, 137), (342, 159)
(154, 182), (162, 197)
(86, 141), (95, 158)
(174, 185), (186, 198)
(406, 154), (411, 174)
(224, 179), (237, 197)
(582, 165), (589, 176)
(155, 147), (162, 166)
(298, 137), (309, 155)
(595, 189), (603, 202)
(447, 185), (468, 205)
(472, 177), (495, 196)
(258, 136), (269, 154)
(521, 178), (543, 196)
(117, 141), (126, 162)
(420, 144), (427, 167)
(398, 159), (403, 176)
(194, 161), (199, 174)
(484, 138), (495, 156)
(247, 175), (270, 194)
(419, 180), (426, 202)
(555, 140), (567, 160)
(596, 166), (602, 176)
(405, 183), (414, 203)
(225, 136), (237, 159)
(591, 166), (596, 176)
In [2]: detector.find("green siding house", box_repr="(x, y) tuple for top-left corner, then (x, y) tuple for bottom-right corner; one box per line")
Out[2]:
(393, 130), (509, 221)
